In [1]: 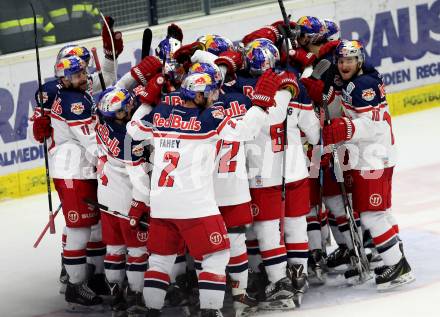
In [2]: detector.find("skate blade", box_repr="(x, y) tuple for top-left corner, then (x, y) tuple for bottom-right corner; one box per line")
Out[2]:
(377, 272), (416, 292)
(293, 293), (303, 308)
(346, 272), (373, 286)
(66, 303), (105, 313)
(326, 264), (349, 274)
(309, 272), (327, 286)
(258, 298), (295, 311)
(234, 306), (258, 317)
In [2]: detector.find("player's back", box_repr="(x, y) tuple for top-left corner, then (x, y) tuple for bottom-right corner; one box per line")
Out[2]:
(213, 92), (252, 206)
(146, 103), (224, 219)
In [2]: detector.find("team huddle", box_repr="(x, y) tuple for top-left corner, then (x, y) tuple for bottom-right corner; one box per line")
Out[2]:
(29, 14), (415, 317)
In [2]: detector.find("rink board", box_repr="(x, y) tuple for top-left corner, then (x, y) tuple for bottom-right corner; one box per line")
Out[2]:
(1, 0), (440, 201)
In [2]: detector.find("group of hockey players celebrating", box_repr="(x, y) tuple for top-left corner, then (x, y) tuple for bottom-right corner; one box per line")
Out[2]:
(29, 13), (415, 317)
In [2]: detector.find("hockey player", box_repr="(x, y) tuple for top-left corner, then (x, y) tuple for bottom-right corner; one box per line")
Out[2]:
(322, 40), (414, 290)
(187, 61), (259, 316)
(126, 68), (295, 316)
(40, 55), (102, 309)
(220, 38), (299, 310)
(196, 34), (234, 56)
(95, 87), (151, 316)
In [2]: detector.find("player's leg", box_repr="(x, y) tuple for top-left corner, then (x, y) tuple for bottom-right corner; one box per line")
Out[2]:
(179, 214), (231, 316)
(220, 202), (257, 316)
(87, 221), (108, 295)
(285, 178), (312, 305)
(54, 178), (102, 309)
(251, 186), (294, 311)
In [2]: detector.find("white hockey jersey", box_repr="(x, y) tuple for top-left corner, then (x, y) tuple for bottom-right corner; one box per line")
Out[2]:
(340, 69), (396, 171)
(127, 102), (267, 219)
(48, 88), (98, 179)
(96, 117), (150, 214)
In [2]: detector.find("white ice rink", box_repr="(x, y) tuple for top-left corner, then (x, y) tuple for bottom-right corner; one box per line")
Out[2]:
(1, 108), (440, 317)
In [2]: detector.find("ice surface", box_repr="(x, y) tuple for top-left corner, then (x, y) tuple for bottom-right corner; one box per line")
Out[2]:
(1, 108), (440, 317)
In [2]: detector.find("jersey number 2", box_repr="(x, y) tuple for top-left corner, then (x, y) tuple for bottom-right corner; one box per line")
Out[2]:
(217, 141), (239, 173)
(158, 151), (180, 187)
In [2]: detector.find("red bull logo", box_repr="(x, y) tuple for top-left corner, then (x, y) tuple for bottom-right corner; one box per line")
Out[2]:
(110, 90), (127, 105)
(194, 73), (212, 85)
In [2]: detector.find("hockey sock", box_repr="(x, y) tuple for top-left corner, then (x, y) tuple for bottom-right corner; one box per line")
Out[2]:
(87, 222), (106, 274)
(63, 227), (91, 284)
(104, 245), (126, 285)
(328, 212), (346, 246)
(361, 211), (402, 266)
(144, 254), (175, 309)
(285, 216), (309, 270)
(253, 220), (287, 283)
(227, 232), (248, 296)
(199, 249), (229, 309)
(170, 252), (187, 283)
(306, 207), (322, 250)
(245, 226), (262, 273)
(320, 208), (330, 247)
(127, 246), (149, 292)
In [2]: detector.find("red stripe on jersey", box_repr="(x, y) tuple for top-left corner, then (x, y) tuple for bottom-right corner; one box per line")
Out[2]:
(393, 224), (400, 234)
(289, 102), (313, 111)
(342, 100), (387, 113)
(228, 252), (248, 265)
(285, 242), (309, 251)
(198, 272), (226, 283)
(144, 270), (170, 283)
(63, 249), (87, 258)
(67, 118), (94, 127)
(216, 115), (232, 135)
(260, 246), (287, 259)
(373, 227), (397, 246)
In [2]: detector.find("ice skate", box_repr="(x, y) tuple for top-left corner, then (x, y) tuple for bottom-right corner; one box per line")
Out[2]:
(288, 264), (309, 307)
(65, 281), (103, 312)
(308, 249), (327, 285)
(232, 292), (258, 317)
(108, 282), (127, 317)
(376, 256), (415, 291)
(258, 277), (295, 311)
(126, 288), (146, 317)
(326, 245), (350, 272)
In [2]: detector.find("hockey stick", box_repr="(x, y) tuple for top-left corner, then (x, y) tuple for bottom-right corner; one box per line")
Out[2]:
(321, 64), (371, 283)
(142, 28), (153, 59)
(84, 198), (149, 230)
(30, 2), (55, 235)
(33, 203), (63, 248)
(99, 12), (118, 79)
(91, 47), (106, 91)
(276, 0), (299, 243)
(310, 59), (332, 250)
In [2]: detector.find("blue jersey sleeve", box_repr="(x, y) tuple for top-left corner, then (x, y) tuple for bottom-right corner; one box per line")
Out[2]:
(35, 80), (62, 111)
(350, 75), (382, 108)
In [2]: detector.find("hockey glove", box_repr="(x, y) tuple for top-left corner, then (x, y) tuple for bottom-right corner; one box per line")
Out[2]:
(323, 117), (355, 146)
(128, 200), (150, 229)
(173, 41), (205, 64)
(251, 69), (281, 110)
(277, 70), (299, 99)
(215, 50), (243, 75)
(102, 16), (123, 60)
(300, 77), (324, 105)
(131, 56), (162, 86)
(288, 48), (316, 69)
(167, 23), (183, 42)
(138, 74), (165, 105)
(33, 115), (52, 143)
(318, 40), (341, 59)
(242, 25), (280, 46)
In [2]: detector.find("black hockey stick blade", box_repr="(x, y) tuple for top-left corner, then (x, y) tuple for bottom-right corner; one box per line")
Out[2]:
(142, 28), (153, 58)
